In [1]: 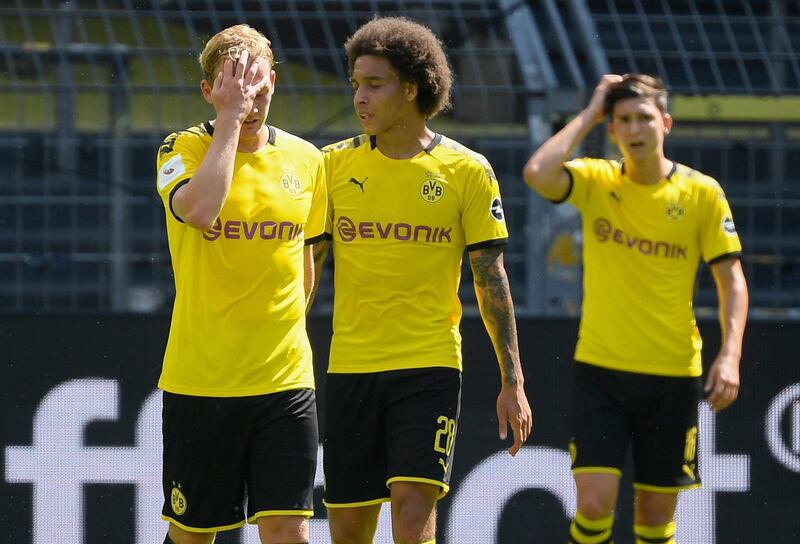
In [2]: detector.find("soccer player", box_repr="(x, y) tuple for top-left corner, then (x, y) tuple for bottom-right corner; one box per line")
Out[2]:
(155, 24), (326, 544)
(310, 16), (533, 544)
(522, 73), (749, 544)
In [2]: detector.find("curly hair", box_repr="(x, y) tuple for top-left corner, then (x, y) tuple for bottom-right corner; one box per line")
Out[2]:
(604, 73), (668, 118)
(345, 16), (453, 120)
(199, 24), (274, 83)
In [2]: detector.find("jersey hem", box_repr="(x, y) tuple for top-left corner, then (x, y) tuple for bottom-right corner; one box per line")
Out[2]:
(574, 357), (702, 378)
(327, 362), (461, 374)
(158, 381), (315, 398)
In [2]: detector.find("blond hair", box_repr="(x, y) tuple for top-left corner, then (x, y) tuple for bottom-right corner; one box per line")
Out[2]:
(198, 24), (274, 82)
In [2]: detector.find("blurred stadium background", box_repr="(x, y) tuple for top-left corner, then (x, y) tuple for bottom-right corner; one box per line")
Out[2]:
(2, 1), (800, 543)
(2, 0), (799, 318)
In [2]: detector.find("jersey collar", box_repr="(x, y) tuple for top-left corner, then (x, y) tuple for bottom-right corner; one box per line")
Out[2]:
(203, 121), (277, 145)
(368, 132), (442, 154)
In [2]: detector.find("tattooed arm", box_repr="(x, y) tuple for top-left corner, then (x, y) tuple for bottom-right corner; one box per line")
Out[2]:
(469, 245), (533, 455)
(305, 238), (330, 313)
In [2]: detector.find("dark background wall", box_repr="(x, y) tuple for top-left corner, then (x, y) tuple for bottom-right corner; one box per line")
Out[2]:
(1, 316), (798, 543)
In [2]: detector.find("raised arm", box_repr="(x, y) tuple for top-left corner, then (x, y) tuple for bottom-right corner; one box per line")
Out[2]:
(522, 74), (622, 201)
(469, 245), (533, 456)
(172, 51), (271, 229)
(704, 257), (748, 412)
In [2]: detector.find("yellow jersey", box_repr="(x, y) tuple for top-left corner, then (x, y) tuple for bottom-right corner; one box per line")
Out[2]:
(562, 158), (742, 377)
(323, 134), (508, 374)
(155, 122), (327, 396)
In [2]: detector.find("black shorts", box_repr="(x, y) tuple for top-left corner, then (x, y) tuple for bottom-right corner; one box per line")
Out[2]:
(323, 367), (462, 507)
(569, 361), (702, 491)
(161, 388), (318, 532)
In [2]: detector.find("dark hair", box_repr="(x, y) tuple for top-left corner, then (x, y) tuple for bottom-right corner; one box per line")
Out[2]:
(604, 73), (668, 118)
(345, 16), (452, 119)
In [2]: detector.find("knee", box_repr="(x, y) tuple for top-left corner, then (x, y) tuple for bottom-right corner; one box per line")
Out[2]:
(167, 525), (216, 544)
(391, 493), (437, 543)
(258, 515), (308, 544)
(576, 491), (616, 520)
(328, 508), (379, 544)
(330, 520), (370, 544)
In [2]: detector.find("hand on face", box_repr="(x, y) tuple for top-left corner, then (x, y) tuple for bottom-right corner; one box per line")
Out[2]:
(208, 49), (272, 125)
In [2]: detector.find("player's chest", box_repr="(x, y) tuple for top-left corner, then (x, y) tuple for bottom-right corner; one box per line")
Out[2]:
(224, 159), (312, 220)
(331, 168), (459, 221)
(590, 184), (699, 241)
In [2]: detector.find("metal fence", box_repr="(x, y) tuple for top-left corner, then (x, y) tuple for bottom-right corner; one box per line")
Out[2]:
(0, 0), (798, 317)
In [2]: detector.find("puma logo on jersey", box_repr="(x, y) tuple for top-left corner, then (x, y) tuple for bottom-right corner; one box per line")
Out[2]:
(348, 177), (367, 192)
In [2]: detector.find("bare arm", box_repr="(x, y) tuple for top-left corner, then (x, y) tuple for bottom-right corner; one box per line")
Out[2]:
(305, 239), (330, 312)
(705, 257), (749, 412)
(172, 51), (270, 229)
(522, 74), (623, 201)
(303, 244), (315, 313)
(469, 245), (533, 456)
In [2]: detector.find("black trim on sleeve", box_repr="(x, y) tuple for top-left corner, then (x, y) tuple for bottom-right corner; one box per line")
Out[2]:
(707, 251), (742, 266)
(168, 179), (191, 223)
(466, 238), (508, 252)
(304, 233), (327, 246)
(322, 232), (333, 241)
(549, 167), (574, 204)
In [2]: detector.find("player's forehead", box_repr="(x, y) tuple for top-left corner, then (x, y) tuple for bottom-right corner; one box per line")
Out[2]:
(352, 55), (399, 81)
(211, 53), (271, 78)
(612, 96), (661, 117)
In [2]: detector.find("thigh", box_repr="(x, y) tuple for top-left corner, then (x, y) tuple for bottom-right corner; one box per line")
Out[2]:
(323, 373), (388, 506)
(384, 368), (462, 499)
(161, 392), (249, 531)
(632, 376), (702, 491)
(247, 388), (318, 521)
(569, 362), (631, 476)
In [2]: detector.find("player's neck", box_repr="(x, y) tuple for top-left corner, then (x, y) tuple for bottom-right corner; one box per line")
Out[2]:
(623, 154), (672, 185)
(374, 117), (434, 160)
(236, 127), (269, 153)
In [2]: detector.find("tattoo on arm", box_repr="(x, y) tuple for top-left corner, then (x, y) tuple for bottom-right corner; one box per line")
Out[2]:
(470, 246), (521, 386)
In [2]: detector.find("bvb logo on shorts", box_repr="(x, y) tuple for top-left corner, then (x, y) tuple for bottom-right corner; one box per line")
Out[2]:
(420, 172), (445, 203)
(171, 483), (188, 515)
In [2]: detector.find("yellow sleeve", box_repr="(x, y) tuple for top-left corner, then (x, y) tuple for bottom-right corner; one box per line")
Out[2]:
(155, 131), (205, 221)
(462, 159), (509, 248)
(563, 157), (605, 211)
(305, 149), (328, 243)
(322, 148), (335, 238)
(698, 180), (742, 262)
